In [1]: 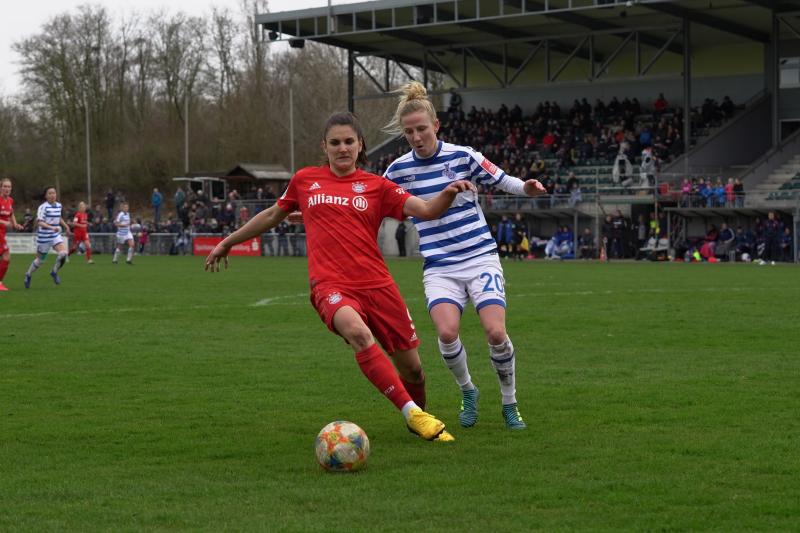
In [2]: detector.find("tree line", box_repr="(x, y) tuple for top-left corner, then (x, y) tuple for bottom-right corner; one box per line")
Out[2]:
(1, 1), (418, 208)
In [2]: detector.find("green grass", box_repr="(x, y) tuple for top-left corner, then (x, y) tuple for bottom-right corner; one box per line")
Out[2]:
(2, 255), (799, 531)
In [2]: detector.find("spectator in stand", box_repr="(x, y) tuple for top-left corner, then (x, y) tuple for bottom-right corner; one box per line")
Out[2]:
(763, 211), (782, 262)
(716, 222), (736, 260)
(725, 178), (735, 208)
(735, 226), (754, 258)
(276, 220), (290, 256)
(654, 93), (669, 117)
(545, 225), (573, 260)
(611, 210), (626, 258)
(780, 226), (793, 262)
(700, 179), (713, 207)
(238, 204), (250, 227)
(497, 214), (514, 258)
(635, 214), (648, 251)
(150, 188), (162, 225)
(395, 219), (407, 257)
(680, 178), (691, 207)
(105, 189), (115, 221)
(734, 178), (745, 207)
(568, 180), (582, 208)
(713, 179), (726, 208)
(578, 227), (594, 259)
(511, 213), (527, 259)
(720, 96), (735, 118)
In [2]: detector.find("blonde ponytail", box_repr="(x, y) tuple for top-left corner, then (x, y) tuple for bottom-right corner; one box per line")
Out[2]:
(383, 81), (438, 135)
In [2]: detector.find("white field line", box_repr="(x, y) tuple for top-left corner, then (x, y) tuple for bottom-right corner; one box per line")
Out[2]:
(3, 286), (796, 320)
(251, 293), (308, 307)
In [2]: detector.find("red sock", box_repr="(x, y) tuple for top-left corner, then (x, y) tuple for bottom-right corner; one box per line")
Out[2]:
(68, 245), (76, 256)
(0, 258), (8, 281)
(355, 343), (413, 411)
(400, 374), (426, 411)
(85, 247), (92, 261)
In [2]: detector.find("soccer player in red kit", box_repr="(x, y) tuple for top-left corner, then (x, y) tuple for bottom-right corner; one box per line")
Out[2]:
(205, 112), (475, 442)
(0, 178), (24, 291)
(69, 201), (94, 264)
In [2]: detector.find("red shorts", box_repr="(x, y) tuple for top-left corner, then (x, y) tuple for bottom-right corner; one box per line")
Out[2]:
(311, 282), (420, 354)
(73, 232), (88, 242)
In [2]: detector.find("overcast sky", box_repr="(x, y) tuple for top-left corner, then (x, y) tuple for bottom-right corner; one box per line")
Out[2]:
(0, 0), (356, 96)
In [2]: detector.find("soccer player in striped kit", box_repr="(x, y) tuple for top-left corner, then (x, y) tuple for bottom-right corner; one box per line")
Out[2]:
(113, 202), (135, 265)
(0, 178), (24, 291)
(24, 186), (72, 288)
(383, 82), (546, 430)
(205, 111), (476, 443)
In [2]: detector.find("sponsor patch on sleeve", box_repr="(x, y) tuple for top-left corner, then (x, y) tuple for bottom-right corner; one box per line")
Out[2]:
(480, 158), (498, 175)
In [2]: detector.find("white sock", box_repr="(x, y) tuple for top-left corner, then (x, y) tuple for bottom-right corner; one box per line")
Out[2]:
(489, 336), (517, 405)
(401, 401), (420, 420)
(52, 252), (67, 272)
(439, 336), (475, 391)
(113, 249), (120, 262)
(126, 247), (134, 261)
(26, 257), (42, 276)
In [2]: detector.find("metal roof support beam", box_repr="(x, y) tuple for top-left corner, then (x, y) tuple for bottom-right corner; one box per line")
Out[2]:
(347, 49), (355, 112)
(645, 3), (769, 42)
(522, 0), (682, 55)
(508, 40), (543, 86)
(425, 50), (463, 87)
(549, 36), (588, 82)
(456, 20), (595, 62)
(682, 19), (691, 176)
(640, 29), (680, 76)
(595, 31), (634, 80)
(779, 14), (800, 40)
(466, 47), (505, 87)
(353, 56), (389, 93)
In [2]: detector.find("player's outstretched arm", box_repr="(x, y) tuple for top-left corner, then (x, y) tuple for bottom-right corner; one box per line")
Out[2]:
(205, 203), (289, 272)
(495, 175), (547, 197)
(60, 218), (71, 235)
(402, 179), (475, 221)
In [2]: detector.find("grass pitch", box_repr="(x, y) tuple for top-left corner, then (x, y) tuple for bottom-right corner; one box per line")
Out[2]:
(2, 255), (799, 531)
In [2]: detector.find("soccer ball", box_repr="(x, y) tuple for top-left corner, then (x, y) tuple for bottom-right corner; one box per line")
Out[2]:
(315, 421), (370, 472)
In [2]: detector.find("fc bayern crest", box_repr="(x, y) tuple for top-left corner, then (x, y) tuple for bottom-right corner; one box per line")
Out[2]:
(328, 292), (343, 305)
(352, 182), (367, 193)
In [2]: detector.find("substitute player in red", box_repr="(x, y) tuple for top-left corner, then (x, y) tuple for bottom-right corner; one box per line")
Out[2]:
(69, 201), (94, 264)
(0, 178), (24, 291)
(205, 112), (475, 442)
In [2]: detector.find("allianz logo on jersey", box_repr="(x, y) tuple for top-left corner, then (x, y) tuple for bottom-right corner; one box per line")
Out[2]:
(307, 193), (369, 212)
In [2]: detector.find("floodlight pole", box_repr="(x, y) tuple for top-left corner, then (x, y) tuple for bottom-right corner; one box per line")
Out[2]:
(184, 93), (190, 174)
(84, 93), (92, 207)
(290, 84), (295, 173)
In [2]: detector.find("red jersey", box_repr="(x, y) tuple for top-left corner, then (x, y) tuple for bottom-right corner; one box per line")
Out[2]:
(73, 212), (88, 236)
(277, 166), (411, 289)
(0, 195), (13, 238)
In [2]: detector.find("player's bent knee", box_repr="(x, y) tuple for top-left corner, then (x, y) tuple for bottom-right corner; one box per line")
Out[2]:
(436, 326), (460, 344)
(486, 327), (508, 346)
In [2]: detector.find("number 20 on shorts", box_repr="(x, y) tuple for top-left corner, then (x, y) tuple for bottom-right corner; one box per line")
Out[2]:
(480, 272), (504, 293)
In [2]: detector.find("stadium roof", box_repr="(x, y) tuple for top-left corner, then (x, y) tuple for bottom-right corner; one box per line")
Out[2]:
(256, 0), (798, 74)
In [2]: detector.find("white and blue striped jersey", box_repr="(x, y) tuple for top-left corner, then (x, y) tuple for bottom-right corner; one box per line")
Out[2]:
(384, 141), (508, 270)
(115, 211), (131, 237)
(36, 201), (63, 245)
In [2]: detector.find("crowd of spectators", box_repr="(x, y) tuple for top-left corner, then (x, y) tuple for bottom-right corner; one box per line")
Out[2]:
(675, 211), (794, 263)
(372, 93), (739, 201)
(679, 177), (745, 208)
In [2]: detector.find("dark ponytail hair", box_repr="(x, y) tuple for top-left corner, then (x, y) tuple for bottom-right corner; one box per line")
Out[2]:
(322, 112), (369, 167)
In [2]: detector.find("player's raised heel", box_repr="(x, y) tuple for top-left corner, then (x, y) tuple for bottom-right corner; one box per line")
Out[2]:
(459, 388), (479, 428)
(406, 408), (454, 442)
(502, 403), (527, 430)
(50, 271), (60, 285)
